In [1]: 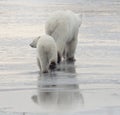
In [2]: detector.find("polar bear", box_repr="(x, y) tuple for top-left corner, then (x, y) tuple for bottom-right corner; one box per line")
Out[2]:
(45, 10), (82, 63)
(30, 35), (57, 73)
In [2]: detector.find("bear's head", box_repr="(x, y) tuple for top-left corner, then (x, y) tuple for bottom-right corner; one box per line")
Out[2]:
(30, 36), (40, 48)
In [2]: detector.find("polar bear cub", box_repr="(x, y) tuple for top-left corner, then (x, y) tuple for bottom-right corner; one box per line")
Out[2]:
(45, 10), (82, 63)
(30, 35), (57, 73)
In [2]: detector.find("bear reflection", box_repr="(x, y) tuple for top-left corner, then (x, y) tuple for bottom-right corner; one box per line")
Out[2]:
(32, 62), (84, 110)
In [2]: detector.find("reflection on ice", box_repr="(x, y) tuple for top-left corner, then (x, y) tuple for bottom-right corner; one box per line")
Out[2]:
(32, 62), (84, 111)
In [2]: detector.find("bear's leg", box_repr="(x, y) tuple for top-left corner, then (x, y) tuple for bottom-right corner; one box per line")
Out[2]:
(57, 42), (65, 63)
(39, 54), (48, 73)
(48, 54), (57, 71)
(57, 52), (61, 64)
(49, 61), (56, 71)
(66, 38), (78, 62)
(37, 58), (41, 70)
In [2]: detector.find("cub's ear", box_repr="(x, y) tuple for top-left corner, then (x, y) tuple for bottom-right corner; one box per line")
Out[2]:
(29, 42), (36, 48)
(31, 95), (38, 104)
(29, 36), (41, 48)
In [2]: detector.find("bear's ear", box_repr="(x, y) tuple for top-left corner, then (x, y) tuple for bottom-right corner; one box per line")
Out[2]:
(31, 95), (38, 104)
(29, 41), (36, 48)
(29, 36), (41, 48)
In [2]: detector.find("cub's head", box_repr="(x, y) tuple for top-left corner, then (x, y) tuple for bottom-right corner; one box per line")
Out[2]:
(30, 36), (40, 48)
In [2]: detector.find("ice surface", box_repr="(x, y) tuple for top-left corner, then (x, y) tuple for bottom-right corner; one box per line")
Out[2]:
(0, 0), (120, 114)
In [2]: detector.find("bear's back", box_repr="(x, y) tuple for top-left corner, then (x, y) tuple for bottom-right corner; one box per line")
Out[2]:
(45, 10), (80, 41)
(37, 35), (57, 53)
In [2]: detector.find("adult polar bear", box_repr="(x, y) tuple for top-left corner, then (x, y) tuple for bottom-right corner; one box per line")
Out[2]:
(45, 10), (82, 63)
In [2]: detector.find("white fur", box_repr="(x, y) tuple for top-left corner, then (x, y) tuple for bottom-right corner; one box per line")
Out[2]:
(30, 35), (57, 73)
(45, 10), (82, 62)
